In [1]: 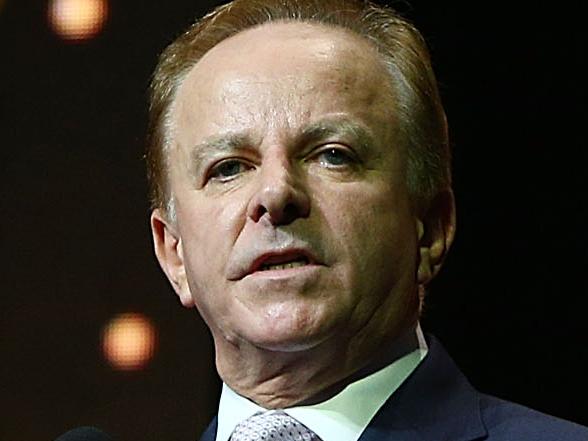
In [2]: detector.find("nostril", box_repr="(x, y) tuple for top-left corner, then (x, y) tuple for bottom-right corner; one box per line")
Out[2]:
(281, 203), (301, 224)
(246, 175), (311, 225)
(250, 201), (307, 225)
(251, 205), (268, 223)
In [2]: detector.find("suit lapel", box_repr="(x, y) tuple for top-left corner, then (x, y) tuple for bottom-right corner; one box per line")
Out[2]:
(358, 336), (487, 441)
(200, 416), (218, 441)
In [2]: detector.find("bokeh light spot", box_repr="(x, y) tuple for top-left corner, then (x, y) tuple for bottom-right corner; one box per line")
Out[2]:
(101, 313), (157, 371)
(48, 0), (108, 41)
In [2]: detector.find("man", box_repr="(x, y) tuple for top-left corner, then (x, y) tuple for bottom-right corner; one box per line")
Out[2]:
(146, 1), (588, 440)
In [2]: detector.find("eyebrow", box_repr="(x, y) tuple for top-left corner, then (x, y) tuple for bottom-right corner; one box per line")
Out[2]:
(296, 118), (376, 154)
(189, 132), (253, 176)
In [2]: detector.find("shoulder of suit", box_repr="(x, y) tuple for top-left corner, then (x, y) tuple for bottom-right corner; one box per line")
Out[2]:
(479, 394), (588, 440)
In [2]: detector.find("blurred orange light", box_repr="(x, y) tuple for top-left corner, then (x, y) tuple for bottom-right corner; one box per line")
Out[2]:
(48, 0), (108, 41)
(101, 313), (157, 371)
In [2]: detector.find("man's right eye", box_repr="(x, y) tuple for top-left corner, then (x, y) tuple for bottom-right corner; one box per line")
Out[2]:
(208, 159), (252, 181)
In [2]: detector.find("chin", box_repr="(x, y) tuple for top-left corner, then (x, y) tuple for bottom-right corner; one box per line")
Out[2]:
(246, 334), (328, 353)
(235, 309), (339, 353)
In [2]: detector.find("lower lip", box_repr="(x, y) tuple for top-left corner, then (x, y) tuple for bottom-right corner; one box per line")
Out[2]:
(245, 264), (323, 280)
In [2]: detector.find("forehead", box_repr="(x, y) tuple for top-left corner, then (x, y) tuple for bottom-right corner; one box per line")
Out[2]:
(188, 21), (386, 86)
(170, 21), (395, 147)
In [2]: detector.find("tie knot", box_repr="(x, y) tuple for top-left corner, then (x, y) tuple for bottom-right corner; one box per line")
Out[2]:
(230, 410), (321, 441)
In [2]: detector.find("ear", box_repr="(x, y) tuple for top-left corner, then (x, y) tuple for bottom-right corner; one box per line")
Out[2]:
(416, 189), (456, 286)
(150, 209), (195, 308)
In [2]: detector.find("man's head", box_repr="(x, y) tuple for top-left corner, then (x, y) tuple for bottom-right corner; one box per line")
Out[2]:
(148, 0), (455, 405)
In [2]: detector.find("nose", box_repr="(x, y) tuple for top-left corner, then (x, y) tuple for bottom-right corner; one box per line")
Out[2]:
(246, 153), (310, 225)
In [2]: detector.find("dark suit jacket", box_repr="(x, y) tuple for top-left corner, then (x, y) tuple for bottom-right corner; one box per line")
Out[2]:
(200, 336), (588, 441)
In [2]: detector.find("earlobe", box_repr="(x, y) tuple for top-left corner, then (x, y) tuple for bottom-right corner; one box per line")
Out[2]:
(416, 190), (456, 286)
(150, 209), (195, 308)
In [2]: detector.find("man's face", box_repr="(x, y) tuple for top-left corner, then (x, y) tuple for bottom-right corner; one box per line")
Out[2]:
(155, 23), (427, 356)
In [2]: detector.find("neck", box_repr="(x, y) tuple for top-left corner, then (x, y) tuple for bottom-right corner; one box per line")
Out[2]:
(214, 322), (419, 409)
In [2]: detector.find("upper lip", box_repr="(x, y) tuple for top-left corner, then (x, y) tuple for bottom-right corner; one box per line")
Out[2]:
(246, 248), (319, 276)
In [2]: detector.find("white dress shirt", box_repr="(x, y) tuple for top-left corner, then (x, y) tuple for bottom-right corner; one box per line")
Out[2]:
(215, 325), (428, 441)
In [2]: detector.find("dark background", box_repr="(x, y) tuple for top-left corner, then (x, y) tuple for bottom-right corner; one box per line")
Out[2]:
(1, 1), (586, 440)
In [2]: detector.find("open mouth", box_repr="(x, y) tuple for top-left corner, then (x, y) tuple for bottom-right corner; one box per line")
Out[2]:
(259, 257), (310, 271)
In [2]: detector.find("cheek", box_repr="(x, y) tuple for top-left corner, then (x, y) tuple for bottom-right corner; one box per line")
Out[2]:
(175, 194), (248, 294)
(318, 183), (417, 287)
(177, 189), (248, 248)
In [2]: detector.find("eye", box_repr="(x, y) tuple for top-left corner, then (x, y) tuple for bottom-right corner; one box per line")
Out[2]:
(208, 159), (253, 182)
(315, 147), (356, 168)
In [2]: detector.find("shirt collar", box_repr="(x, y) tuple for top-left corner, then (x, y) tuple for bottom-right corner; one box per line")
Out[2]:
(216, 324), (428, 441)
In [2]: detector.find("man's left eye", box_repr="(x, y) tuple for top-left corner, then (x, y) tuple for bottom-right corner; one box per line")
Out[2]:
(316, 147), (355, 167)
